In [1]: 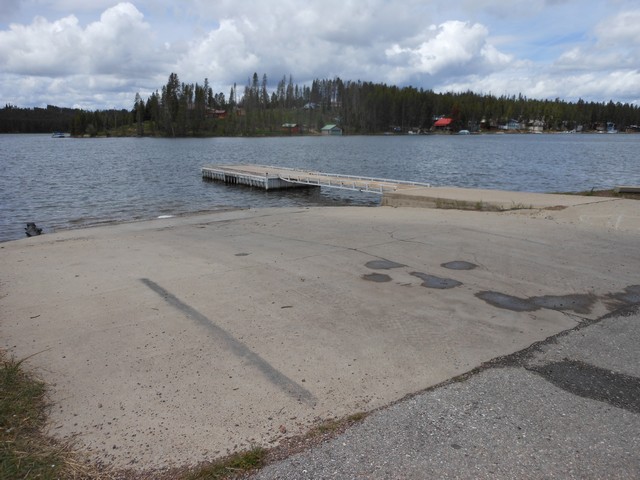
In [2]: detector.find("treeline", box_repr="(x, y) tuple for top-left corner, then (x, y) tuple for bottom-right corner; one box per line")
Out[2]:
(133, 72), (640, 135)
(2, 72), (640, 136)
(0, 104), (132, 135)
(130, 72), (329, 136)
(0, 105), (76, 133)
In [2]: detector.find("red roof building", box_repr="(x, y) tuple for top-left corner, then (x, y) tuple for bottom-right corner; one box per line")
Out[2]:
(434, 117), (453, 127)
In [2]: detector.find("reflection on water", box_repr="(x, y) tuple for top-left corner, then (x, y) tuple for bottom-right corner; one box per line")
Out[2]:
(1, 134), (639, 242)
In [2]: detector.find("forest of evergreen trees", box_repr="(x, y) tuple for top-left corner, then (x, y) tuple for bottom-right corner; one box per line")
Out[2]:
(2, 72), (640, 136)
(0, 104), (133, 135)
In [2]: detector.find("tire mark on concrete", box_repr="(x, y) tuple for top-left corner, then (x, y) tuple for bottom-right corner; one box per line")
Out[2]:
(140, 278), (316, 406)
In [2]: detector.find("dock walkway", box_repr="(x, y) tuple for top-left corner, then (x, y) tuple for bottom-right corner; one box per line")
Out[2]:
(202, 164), (612, 211)
(202, 164), (431, 194)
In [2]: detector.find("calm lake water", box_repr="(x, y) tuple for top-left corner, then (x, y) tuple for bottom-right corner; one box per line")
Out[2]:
(1, 133), (639, 242)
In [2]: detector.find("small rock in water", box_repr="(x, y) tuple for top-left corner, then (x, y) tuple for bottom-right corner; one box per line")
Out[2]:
(25, 222), (42, 237)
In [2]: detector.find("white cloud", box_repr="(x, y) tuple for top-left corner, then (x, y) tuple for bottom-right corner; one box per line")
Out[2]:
(0, 14), (83, 76)
(176, 18), (260, 84)
(176, 10), (512, 97)
(595, 10), (640, 45)
(555, 9), (640, 69)
(83, 2), (158, 75)
(534, 8), (640, 102)
(1, 1), (640, 108)
(0, 2), (170, 108)
(0, 2), (167, 77)
(384, 21), (512, 85)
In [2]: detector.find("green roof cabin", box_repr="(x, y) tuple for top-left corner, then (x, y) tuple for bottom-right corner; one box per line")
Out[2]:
(321, 124), (343, 135)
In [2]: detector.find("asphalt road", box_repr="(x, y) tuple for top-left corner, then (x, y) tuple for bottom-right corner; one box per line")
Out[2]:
(255, 305), (640, 479)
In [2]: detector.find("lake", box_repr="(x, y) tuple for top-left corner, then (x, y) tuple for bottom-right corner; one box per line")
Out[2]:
(1, 133), (638, 242)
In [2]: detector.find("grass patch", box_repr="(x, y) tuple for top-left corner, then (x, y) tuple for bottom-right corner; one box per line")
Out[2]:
(185, 446), (267, 479)
(305, 412), (368, 440)
(0, 351), (98, 479)
(507, 202), (534, 210)
(0, 348), (368, 479)
(0, 353), (66, 479)
(185, 411), (370, 479)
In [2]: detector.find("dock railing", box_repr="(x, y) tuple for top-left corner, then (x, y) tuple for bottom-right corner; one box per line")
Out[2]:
(268, 165), (431, 194)
(202, 164), (432, 194)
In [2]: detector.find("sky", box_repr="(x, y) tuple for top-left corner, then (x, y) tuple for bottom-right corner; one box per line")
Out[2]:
(1, 0), (639, 110)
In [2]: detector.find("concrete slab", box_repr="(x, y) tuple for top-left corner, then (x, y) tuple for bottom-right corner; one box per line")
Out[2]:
(381, 186), (617, 210)
(1, 202), (638, 472)
(521, 197), (640, 233)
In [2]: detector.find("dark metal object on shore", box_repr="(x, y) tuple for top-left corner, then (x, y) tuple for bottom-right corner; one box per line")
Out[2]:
(25, 222), (42, 237)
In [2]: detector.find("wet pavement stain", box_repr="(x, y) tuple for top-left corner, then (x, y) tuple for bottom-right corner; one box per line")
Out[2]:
(476, 291), (538, 312)
(363, 273), (392, 282)
(477, 287), (638, 315)
(607, 285), (640, 308)
(530, 294), (597, 314)
(530, 359), (640, 414)
(411, 272), (462, 289)
(441, 261), (477, 270)
(365, 259), (406, 270)
(476, 291), (597, 314)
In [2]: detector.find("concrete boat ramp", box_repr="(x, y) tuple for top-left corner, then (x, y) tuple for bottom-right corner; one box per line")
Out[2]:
(202, 164), (610, 210)
(2, 187), (639, 474)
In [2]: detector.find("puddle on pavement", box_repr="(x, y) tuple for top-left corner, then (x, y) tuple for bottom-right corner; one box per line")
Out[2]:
(476, 291), (539, 312)
(478, 284), (640, 315)
(530, 294), (597, 314)
(477, 291), (597, 314)
(363, 273), (392, 282)
(441, 261), (477, 270)
(411, 272), (462, 289)
(607, 285), (640, 306)
(365, 259), (406, 270)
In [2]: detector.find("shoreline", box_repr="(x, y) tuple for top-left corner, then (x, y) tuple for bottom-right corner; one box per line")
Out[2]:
(6, 129), (640, 138)
(5, 187), (636, 244)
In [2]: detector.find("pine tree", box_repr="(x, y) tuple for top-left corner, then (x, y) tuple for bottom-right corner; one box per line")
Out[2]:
(134, 93), (144, 136)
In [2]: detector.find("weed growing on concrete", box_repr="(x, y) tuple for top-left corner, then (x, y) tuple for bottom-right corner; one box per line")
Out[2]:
(185, 446), (267, 479)
(0, 352), (98, 479)
(503, 202), (533, 211)
(304, 412), (369, 439)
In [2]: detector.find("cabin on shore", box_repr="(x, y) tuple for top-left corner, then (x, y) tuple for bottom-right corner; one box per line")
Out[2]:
(433, 117), (453, 131)
(321, 124), (343, 135)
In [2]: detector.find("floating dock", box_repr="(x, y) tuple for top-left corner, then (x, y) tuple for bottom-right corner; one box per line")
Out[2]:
(201, 165), (304, 190)
(202, 164), (610, 211)
(201, 164), (431, 193)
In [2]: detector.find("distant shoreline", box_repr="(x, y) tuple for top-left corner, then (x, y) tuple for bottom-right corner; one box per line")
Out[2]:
(37, 129), (640, 138)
